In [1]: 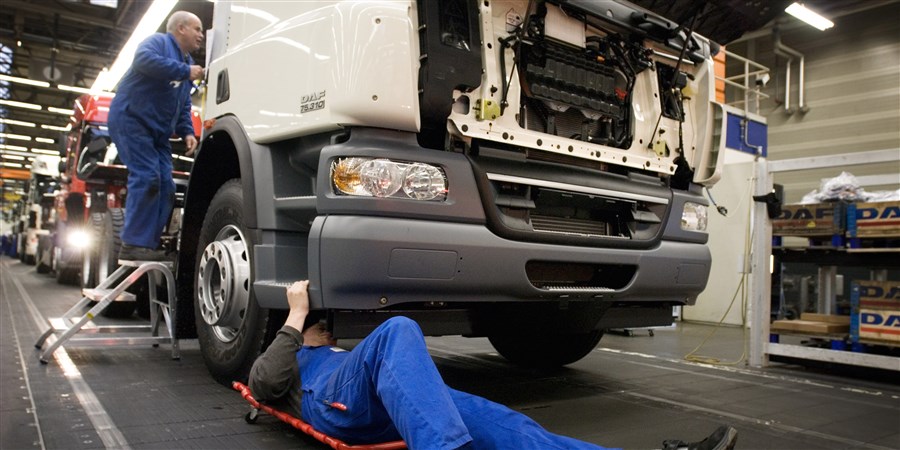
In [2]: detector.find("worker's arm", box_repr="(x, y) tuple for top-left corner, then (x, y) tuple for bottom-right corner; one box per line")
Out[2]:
(131, 34), (190, 81)
(248, 281), (309, 402)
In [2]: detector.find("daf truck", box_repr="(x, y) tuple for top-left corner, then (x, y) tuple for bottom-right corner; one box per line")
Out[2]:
(178, 0), (781, 383)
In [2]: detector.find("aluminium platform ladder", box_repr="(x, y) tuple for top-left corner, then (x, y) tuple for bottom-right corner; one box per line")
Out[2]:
(35, 259), (180, 364)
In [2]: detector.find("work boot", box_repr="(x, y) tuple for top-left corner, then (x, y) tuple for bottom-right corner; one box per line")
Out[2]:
(118, 244), (169, 262)
(661, 425), (738, 450)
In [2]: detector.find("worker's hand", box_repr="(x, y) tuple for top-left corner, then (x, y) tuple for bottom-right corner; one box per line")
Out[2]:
(284, 281), (310, 332)
(184, 135), (198, 156)
(189, 64), (205, 81)
(302, 322), (336, 347)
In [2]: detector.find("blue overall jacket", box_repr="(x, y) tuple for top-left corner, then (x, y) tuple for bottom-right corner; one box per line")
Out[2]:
(109, 32), (194, 140)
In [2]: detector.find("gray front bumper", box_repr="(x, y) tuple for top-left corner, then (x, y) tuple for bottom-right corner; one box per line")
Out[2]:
(305, 214), (710, 310)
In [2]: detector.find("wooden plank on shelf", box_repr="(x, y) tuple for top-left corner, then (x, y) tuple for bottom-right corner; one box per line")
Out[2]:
(800, 313), (850, 325)
(771, 319), (849, 334)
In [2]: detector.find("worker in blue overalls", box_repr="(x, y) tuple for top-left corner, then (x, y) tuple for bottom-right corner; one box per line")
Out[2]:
(249, 281), (739, 450)
(108, 11), (204, 261)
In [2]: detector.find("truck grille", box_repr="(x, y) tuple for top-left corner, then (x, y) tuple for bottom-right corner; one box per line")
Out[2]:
(526, 261), (635, 291)
(530, 214), (612, 238)
(482, 172), (668, 248)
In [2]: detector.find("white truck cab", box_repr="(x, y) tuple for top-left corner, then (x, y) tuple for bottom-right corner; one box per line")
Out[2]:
(179, 0), (783, 384)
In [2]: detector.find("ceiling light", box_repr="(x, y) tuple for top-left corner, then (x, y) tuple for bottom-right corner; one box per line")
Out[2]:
(0, 144), (29, 151)
(0, 99), (42, 110)
(47, 107), (75, 115)
(1, 154), (25, 161)
(41, 124), (71, 132)
(0, 74), (51, 88)
(0, 132), (32, 141)
(0, 149), (33, 158)
(785, 3), (834, 30)
(1, 162), (24, 168)
(35, 137), (55, 144)
(0, 118), (36, 127)
(92, 0), (179, 92)
(31, 148), (61, 156)
(57, 84), (94, 95)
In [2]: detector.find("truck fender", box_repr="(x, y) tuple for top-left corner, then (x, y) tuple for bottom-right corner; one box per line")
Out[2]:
(175, 115), (259, 339)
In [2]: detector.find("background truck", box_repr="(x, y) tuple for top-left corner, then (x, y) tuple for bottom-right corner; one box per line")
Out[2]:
(17, 155), (59, 266)
(43, 93), (198, 316)
(178, 0), (780, 384)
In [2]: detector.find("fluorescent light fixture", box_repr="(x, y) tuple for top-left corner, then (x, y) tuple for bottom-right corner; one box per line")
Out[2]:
(47, 107), (75, 115)
(1, 154), (26, 160)
(35, 137), (56, 144)
(57, 84), (94, 95)
(31, 148), (61, 156)
(0, 118), (36, 127)
(785, 3), (834, 30)
(0, 149), (34, 158)
(0, 74), (51, 88)
(0, 99), (42, 110)
(41, 124), (71, 132)
(91, 0), (179, 92)
(1, 162), (24, 168)
(0, 132), (32, 141)
(0, 144), (29, 151)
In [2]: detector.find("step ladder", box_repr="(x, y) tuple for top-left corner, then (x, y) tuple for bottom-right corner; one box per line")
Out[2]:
(35, 259), (180, 364)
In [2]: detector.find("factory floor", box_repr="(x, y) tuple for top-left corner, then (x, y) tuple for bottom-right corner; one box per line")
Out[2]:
(1, 257), (898, 450)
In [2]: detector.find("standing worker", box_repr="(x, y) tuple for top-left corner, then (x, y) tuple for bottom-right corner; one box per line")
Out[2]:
(109, 10), (205, 261)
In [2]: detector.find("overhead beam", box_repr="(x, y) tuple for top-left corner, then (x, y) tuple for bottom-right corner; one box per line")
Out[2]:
(2, 0), (118, 29)
(767, 149), (900, 173)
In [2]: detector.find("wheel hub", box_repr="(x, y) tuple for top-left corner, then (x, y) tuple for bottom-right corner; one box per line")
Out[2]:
(197, 225), (251, 343)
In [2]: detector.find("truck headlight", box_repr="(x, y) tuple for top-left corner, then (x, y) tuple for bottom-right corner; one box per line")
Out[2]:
(66, 229), (92, 249)
(331, 157), (447, 201)
(681, 202), (708, 232)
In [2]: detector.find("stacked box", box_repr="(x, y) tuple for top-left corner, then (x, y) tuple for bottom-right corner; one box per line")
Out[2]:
(771, 313), (850, 335)
(847, 201), (900, 238)
(772, 202), (845, 237)
(850, 280), (900, 345)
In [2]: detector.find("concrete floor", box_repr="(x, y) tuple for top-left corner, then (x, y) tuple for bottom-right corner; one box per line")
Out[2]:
(1, 256), (898, 450)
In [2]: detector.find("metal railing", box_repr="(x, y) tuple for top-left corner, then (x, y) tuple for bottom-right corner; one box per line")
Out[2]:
(718, 48), (770, 116)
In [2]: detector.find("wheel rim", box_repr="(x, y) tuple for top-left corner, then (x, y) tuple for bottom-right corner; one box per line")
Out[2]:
(197, 224), (251, 343)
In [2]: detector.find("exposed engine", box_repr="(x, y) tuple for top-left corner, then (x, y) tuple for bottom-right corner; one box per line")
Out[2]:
(513, 4), (655, 150)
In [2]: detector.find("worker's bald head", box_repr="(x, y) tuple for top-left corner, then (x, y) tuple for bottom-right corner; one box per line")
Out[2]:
(167, 11), (203, 54)
(166, 11), (200, 34)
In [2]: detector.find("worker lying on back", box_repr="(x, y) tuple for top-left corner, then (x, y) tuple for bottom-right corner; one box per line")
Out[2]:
(249, 281), (739, 450)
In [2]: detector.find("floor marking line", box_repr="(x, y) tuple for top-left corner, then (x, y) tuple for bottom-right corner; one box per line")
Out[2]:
(623, 391), (895, 450)
(5, 260), (132, 450)
(1, 264), (46, 450)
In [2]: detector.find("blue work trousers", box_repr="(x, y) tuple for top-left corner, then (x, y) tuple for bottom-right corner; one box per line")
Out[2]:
(298, 317), (614, 450)
(108, 113), (175, 249)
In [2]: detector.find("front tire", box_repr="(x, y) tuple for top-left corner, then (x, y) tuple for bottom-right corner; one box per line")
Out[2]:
(97, 209), (138, 319)
(488, 330), (604, 368)
(55, 223), (82, 285)
(82, 213), (104, 289)
(194, 179), (280, 386)
(36, 236), (52, 274)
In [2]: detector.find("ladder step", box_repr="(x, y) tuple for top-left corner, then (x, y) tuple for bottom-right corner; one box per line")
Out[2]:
(48, 317), (154, 334)
(49, 317), (95, 331)
(82, 288), (137, 302)
(117, 259), (174, 268)
(68, 336), (173, 346)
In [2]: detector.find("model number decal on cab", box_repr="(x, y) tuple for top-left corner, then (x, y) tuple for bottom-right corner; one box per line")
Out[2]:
(301, 91), (326, 113)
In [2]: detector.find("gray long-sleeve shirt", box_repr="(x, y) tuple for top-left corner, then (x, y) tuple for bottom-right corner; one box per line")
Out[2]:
(248, 326), (304, 418)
